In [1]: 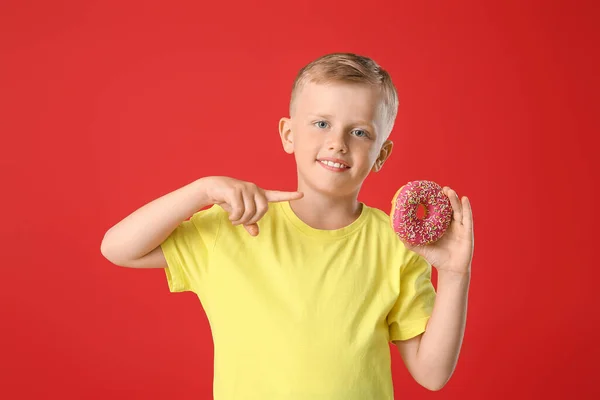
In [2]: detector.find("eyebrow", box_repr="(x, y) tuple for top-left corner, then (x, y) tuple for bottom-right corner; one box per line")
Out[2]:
(310, 113), (335, 120)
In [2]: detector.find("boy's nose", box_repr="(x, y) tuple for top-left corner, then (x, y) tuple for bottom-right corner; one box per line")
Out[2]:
(325, 131), (348, 153)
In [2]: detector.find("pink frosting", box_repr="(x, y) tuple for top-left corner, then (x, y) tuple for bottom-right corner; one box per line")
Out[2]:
(391, 180), (452, 246)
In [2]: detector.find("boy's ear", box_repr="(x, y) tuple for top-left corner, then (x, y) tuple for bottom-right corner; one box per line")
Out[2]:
(279, 117), (294, 154)
(372, 139), (393, 172)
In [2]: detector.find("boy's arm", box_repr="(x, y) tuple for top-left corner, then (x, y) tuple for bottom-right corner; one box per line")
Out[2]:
(393, 269), (470, 391)
(100, 176), (303, 269)
(100, 178), (211, 268)
(393, 187), (473, 391)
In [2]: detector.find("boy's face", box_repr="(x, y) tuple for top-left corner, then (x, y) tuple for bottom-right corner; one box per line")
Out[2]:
(279, 81), (393, 198)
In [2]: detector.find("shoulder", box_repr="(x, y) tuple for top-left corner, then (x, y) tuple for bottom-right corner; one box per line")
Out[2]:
(364, 204), (392, 226)
(362, 202), (418, 263)
(189, 204), (228, 228)
(362, 203), (398, 242)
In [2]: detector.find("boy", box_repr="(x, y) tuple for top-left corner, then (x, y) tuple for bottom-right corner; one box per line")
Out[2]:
(101, 53), (474, 399)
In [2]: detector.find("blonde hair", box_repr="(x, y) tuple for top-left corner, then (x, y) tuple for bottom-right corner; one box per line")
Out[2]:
(289, 53), (399, 135)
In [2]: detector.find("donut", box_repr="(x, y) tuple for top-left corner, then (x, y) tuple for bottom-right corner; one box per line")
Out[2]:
(390, 180), (452, 246)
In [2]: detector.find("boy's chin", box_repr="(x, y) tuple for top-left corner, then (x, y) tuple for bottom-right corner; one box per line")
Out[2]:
(306, 177), (361, 199)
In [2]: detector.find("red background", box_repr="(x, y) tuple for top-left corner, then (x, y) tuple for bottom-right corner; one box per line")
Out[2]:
(1, 1), (598, 399)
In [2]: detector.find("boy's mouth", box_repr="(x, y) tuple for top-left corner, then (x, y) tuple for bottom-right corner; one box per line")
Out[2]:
(317, 158), (350, 171)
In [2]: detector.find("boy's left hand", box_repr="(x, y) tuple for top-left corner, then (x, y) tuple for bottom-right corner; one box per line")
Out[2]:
(402, 187), (474, 275)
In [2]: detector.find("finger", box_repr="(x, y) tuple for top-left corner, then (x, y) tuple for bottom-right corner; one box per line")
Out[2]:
(246, 192), (269, 225)
(227, 189), (245, 222)
(264, 190), (304, 203)
(234, 192), (256, 225)
(444, 186), (463, 223)
(461, 196), (473, 234)
(244, 223), (259, 236)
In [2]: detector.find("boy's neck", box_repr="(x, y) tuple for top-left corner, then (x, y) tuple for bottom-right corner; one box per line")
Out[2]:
(288, 189), (363, 231)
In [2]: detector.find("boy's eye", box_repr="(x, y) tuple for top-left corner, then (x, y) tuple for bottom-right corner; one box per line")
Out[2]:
(352, 129), (368, 138)
(315, 121), (329, 129)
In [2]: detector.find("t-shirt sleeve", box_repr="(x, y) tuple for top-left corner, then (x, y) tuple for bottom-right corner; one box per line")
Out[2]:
(160, 204), (223, 295)
(387, 252), (436, 342)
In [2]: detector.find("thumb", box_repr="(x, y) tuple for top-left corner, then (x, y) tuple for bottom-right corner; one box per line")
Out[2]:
(264, 190), (304, 203)
(244, 223), (259, 236)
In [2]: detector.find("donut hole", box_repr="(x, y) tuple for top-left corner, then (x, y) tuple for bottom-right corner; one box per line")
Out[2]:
(416, 204), (428, 220)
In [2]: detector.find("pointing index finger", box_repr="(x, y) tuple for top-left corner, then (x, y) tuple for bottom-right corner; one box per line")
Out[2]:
(264, 190), (304, 203)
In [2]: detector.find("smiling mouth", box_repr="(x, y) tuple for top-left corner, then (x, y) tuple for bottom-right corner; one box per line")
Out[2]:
(317, 159), (350, 171)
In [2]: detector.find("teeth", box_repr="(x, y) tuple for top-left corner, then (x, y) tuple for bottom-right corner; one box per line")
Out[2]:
(320, 160), (347, 168)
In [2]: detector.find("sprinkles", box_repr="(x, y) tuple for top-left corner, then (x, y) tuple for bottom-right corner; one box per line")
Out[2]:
(390, 180), (452, 246)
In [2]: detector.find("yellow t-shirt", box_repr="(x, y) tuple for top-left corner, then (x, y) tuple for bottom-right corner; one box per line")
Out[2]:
(161, 201), (436, 400)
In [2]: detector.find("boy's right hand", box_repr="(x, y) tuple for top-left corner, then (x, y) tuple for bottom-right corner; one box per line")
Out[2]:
(202, 176), (303, 236)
